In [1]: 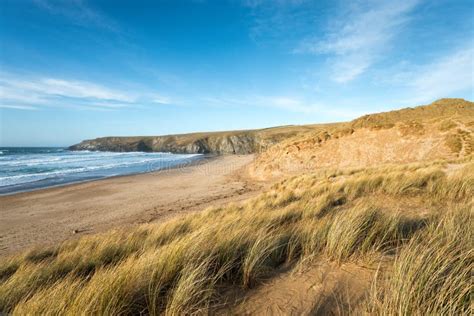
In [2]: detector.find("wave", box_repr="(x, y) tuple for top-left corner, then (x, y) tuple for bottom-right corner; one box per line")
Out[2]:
(0, 151), (199, 167)
(0, 152), (202, 188)
(2, 158), (166, 180)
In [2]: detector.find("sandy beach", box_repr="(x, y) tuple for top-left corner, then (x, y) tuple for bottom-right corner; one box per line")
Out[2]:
(0, 154), (262, 256)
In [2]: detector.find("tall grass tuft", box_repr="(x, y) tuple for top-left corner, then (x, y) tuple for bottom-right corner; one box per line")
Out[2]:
(371, 206), (473, 315)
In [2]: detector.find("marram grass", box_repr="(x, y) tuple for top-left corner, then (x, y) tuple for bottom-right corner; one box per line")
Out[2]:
(0, 159), (472, 315)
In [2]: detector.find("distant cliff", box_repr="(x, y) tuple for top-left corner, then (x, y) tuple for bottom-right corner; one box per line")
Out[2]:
(68, 125), (330, 154)
(70, 134), (257, 154)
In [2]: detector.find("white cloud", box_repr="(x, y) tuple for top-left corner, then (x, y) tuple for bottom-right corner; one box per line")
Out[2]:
(0, 85), (48, 105)
(0, 104), (38, 111)
(83, 101), (130, 109)
(151, 95), (172, 105)
(0, 73), (173, 110)
(298, 0), (420, 83)
(43, 78), (134, 101)
(401, 47), (474, 104)
(1, 78), (134, 102)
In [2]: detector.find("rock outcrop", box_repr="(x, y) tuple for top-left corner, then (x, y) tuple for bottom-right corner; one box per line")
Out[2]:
(70, 134), (256, 154)
(68, 126), (322, 154)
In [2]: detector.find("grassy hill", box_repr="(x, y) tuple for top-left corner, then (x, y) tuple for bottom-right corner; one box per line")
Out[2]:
(1, 98), (473, 314)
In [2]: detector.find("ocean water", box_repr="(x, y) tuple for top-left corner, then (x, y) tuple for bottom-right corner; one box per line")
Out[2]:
(0, 147), (203, 195)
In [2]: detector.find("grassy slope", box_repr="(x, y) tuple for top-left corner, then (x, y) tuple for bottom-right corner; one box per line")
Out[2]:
(0, 157), (472, 315)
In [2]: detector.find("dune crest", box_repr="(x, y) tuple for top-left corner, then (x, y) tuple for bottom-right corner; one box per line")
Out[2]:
(251, 98), (473, 179)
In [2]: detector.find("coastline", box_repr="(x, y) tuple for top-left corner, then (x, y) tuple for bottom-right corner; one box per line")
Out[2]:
(0, 152), (211, 196)
(0, 154), (264, 257)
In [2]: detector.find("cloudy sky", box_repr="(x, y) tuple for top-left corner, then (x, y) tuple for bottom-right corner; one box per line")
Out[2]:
(1, 0), (473, 146)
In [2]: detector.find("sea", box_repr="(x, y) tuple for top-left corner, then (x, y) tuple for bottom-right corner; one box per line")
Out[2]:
(0, 147), (203, 195)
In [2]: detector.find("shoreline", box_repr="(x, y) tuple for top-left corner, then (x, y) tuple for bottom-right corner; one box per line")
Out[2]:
(0, 153), (214, 197)
(0, 154), (263, 257)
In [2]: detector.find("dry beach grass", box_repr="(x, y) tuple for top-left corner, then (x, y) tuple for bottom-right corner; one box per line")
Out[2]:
(1, 156), (472, 315)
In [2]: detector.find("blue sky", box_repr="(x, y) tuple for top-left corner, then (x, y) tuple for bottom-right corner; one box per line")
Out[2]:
(0, 0), (473, 146)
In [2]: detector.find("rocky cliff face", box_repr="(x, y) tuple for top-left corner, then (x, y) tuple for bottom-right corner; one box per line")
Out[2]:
(70, 133), (270, 154)
(69, 122), (333, 155)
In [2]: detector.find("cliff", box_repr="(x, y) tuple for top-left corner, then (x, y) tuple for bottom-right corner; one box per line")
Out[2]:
(69, 134), (257, 154)
(69, 124), (335, 154)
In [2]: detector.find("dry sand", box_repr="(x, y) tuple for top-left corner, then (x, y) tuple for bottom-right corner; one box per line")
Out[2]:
(0, 154), (263, 256)
(218, 260), (373, 315)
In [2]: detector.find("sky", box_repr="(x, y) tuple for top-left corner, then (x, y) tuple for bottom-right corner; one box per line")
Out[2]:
(0, 0), (473, 146)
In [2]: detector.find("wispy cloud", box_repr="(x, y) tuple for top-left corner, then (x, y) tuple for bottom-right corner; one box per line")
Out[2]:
(151, 95), (173, 105)
(3, 78), (134, 102)
(0, 104), (38, 110)
(242, 0), (307, 8)
(298, 0), (420, 83)
(202, 94), (366, 118)
(243, 0), (316, 46)
(262, 97), (368, 118)
(399, 46), (474, 104)
(0, 73), (173, 110)
(33, 0), (118, 31)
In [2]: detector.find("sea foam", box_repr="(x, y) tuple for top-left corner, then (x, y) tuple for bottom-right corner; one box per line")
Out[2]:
(0, 147), (202, 194)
